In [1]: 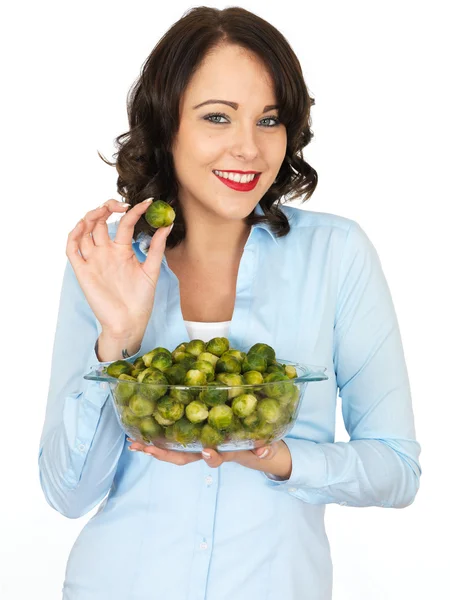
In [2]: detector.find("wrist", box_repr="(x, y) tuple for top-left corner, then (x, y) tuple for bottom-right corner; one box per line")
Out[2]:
(96, 331), (143, 362)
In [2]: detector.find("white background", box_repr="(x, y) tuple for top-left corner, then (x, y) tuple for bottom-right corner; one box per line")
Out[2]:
(1, 1), (449, 598)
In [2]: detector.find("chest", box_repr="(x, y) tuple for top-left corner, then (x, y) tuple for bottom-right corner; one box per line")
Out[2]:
(167, 257), (240, 322)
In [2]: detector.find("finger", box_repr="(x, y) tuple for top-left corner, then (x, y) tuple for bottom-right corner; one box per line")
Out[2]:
(66, 218), (87, 270)
(114, 198), (155, 246)
(201, 448), (227, 468)
(90, 199), (131, 246)
(252, 444), (276, 460)
(140, 222), (174, 287)
(143, 445), (202, 466)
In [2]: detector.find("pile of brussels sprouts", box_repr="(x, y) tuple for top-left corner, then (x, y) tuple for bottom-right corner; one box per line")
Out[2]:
(104, 338), (301, 449)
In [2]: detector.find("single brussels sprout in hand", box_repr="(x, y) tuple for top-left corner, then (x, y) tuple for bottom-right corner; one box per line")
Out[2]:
(185, 400), (209, 424)
(106, 360), (133, 378)
(144, 199), (176, 228)
(205, 337), (230, 357)
(185, 339), (206, 357)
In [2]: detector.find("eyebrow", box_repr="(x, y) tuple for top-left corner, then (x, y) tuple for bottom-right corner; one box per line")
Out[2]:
(193, 99), (279, 112)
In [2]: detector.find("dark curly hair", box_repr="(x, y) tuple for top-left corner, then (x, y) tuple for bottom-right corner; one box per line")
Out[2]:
(99, 6), (317, 249)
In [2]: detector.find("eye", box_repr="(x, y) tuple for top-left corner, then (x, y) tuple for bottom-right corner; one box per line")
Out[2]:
(203, 112), (281, 127)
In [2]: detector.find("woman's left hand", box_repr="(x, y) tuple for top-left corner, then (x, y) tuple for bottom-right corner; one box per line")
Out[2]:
(127, 438), (292, 479)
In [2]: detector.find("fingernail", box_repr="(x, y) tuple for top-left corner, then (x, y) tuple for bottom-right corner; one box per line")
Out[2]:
(143, 197), (154, 203)
(258, 448), (270, 459)
(122, 203), (131, 207)
(128, 446), (138, 452)
(202, 451), (211, 459)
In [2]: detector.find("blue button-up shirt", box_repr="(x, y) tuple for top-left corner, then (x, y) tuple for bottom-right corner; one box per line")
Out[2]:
(38, 202), (421, 600)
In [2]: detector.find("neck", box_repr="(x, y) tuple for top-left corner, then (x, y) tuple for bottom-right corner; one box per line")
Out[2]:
(172, 204), (253, 265)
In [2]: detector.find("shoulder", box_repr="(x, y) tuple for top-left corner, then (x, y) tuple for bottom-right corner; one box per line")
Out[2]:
(279, 202), (357, 234)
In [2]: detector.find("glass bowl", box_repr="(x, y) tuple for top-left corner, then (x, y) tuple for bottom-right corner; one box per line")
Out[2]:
(84, 360), (328, 452)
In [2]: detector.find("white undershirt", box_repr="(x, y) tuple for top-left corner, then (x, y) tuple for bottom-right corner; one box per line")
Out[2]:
(183, 320), (231, 343)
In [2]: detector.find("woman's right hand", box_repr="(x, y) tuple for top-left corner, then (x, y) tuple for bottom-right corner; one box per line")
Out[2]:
(66, 198), (173, 341)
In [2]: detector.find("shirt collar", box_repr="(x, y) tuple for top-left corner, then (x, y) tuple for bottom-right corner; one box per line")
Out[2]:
(134, 201), (279, 257)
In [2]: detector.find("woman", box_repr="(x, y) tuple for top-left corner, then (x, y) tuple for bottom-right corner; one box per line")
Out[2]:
(38, 6), (421, 600)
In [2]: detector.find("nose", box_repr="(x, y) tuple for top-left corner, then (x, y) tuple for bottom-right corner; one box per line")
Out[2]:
(231, 122), (259, 161)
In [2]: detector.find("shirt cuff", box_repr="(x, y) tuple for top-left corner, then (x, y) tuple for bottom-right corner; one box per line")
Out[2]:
(262, 437), (327, 489)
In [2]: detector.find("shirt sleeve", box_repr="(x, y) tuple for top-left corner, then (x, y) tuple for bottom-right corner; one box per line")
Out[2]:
(262, 221), (422, 508)
(38, 256), (141, 519)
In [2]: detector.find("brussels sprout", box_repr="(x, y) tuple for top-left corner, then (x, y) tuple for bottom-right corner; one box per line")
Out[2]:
(139, 415), (163, 441)
(106, 360), (133, 378)
(191, 359), (215, 382)
(215, 373), (245, 399)
(170, 418), (203, 445)
(221, 349), (246, 363)
(198, 382), (228, 407)
(173, 342), (188, 352)
(163, 363), (188, 385)
(184, 369), (207, 387)
(257, 398), (282, 423)
(208, 404), (234, 430)
(266, 361), (285, 374)
(169, 386), (196, 405)
(120, 406), (142, 428)
(205, 337), (229, 357)
(242, 370), (264, 386)
(185, 400), (209, 424)
(115, 374), (137, 405)
(231, 393), (258, 418)
(138, 369), (168, 401)
(242, 411), (259, 430)
(151, 352), (173, 372)
(185, 339), (206, 357)
(136, 367), (158, 382)
(228, 413), (243, 433)
(172, 349), (193, 363)
(130, 366), (146, 378)
(144, 199), (176, 228)
(262, 372), (293, 399)
(241, 353), (267, 374)
(178, 355), (197, 370)
(247, 343), (276, 363)
(197, 351), (220, 368)
(129, 394), (156, 417)
(155, 396), (184, 422)
(215, 355), (241, 374)
(200, 424), (225, 448)
(133, 357), (146, 369)
(248, 421), (277, 442)
(154, 412), (176, 426)
(285, 365), (298, 379)
(142, 347), (172, 368)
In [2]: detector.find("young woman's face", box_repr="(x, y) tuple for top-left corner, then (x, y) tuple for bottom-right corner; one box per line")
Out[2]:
(171, 44), (287, 222)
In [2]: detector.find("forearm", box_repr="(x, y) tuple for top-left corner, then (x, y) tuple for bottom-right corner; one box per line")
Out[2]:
(262, 437), (421, 508)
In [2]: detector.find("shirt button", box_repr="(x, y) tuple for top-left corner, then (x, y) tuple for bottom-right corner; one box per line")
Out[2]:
(205, 476), (213, 485)
(199, 542), (208, 550)
(340, 501), (347, 506)
(101, 382), (108, 390)
(288, 487), (297, 493)
(78, 444), (86, 452)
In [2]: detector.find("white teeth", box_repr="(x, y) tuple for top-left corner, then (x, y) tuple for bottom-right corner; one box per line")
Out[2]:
(213, 170), (257, 183)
